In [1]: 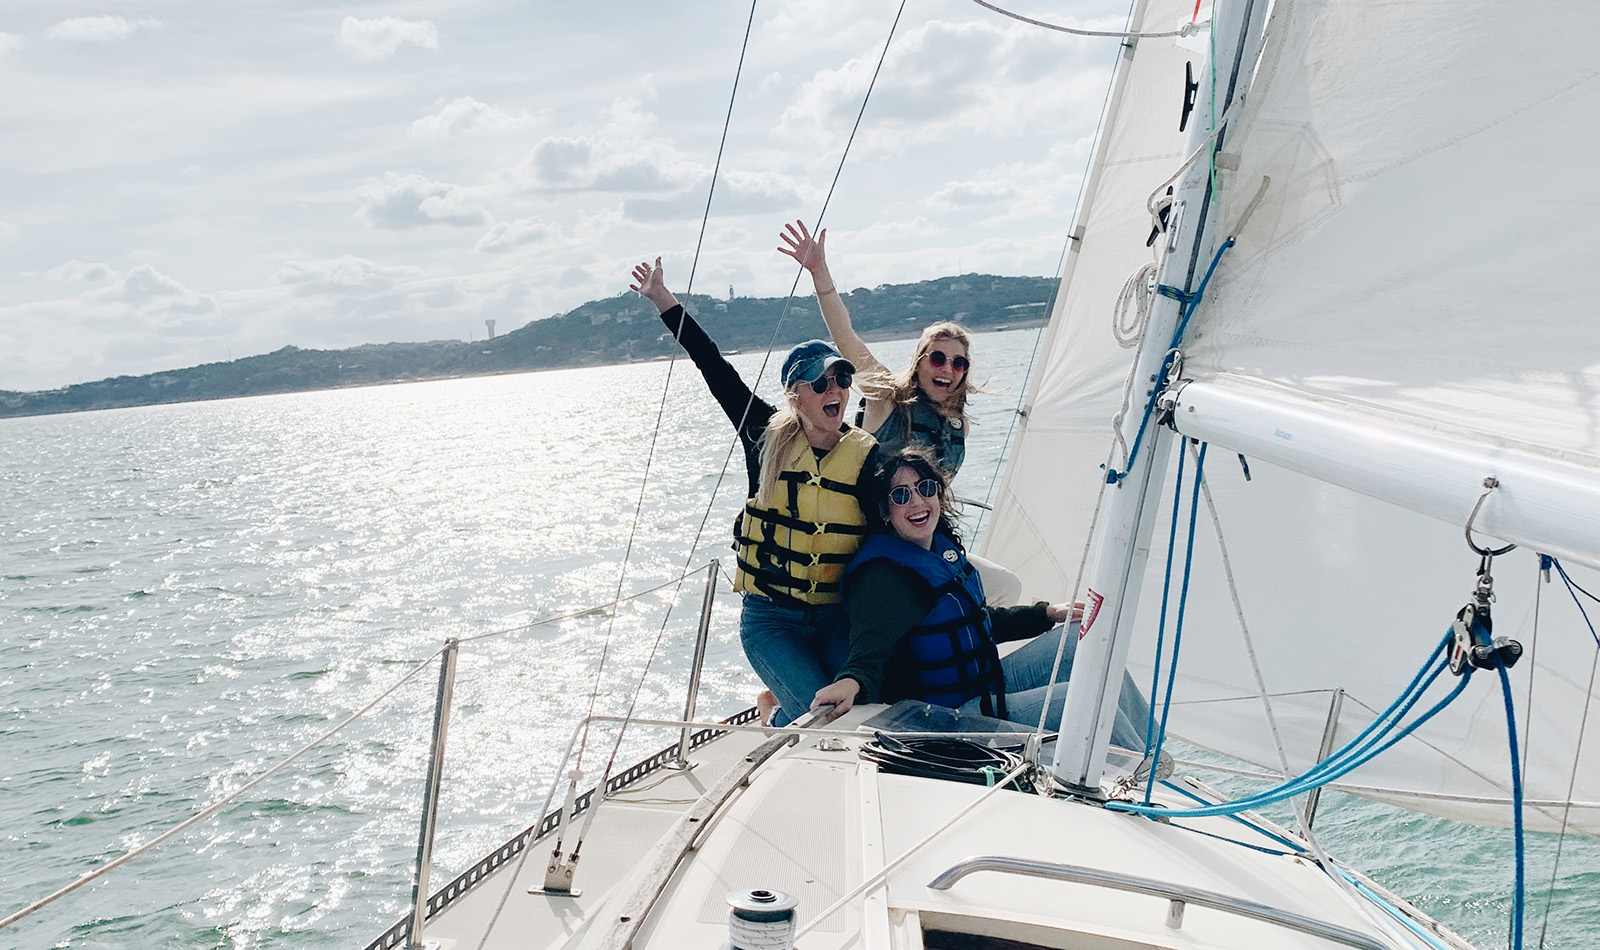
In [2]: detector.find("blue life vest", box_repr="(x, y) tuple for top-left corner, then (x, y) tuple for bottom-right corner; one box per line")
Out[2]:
(845, 531), (1005, 717)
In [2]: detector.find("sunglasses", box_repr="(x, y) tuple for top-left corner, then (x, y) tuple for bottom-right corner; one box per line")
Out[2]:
(927, 350), (970, 373)
(806, 369), (853, 394)
(889, 478), (942, 506)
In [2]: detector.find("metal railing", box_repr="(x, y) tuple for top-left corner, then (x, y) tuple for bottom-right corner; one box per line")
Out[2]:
(927, 855), (1388, 950)
(400, 560), (724, 946)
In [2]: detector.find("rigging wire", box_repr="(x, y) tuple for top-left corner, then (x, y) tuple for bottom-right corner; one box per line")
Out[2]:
(475, 5), (767, 944)
(553, 0), (914, 882)
(1538, 557), (1600, 948)
(569, 0), (764, 779)
(0, 648), (443, 933)
(966, 0), (1206, 38)
(586, 0), (910, 783)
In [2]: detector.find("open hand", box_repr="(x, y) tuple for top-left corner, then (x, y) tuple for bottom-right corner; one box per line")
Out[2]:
(777, 220), (827, 273)
(629, 257), (675, 312)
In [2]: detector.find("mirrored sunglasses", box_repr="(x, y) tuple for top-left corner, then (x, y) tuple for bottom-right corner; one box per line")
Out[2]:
(889, 478), (942, 506)
(807, 369), (853, 394)
(928, 350), (970, 372)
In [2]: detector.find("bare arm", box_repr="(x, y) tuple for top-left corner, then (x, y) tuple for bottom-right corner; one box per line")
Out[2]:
(778, 222), (894, 431)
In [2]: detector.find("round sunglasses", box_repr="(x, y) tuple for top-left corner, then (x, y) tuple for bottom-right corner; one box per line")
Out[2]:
(805, 369), (853, 394)
(927, 350), (970, 373)
(889, 478), (942, 506)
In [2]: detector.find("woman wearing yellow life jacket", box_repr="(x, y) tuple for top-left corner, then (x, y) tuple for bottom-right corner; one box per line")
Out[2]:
(777, 220), (1023, 606)
(630, 257), (877, 726)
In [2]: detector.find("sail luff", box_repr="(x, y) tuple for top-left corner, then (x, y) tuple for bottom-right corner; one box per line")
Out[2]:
(1051, 0), (1272, 790)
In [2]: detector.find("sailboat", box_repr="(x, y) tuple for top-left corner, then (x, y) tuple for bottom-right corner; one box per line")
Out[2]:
(373, 0), (1600, 947)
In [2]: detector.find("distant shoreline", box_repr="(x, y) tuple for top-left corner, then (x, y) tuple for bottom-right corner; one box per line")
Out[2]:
(0, 274), (1054, 420)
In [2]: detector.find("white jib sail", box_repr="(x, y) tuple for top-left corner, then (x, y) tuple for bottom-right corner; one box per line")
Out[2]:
(989, 0), (1600, 832)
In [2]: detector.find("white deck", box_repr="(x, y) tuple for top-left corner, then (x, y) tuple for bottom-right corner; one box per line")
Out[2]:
(416, 705), (1473, 950)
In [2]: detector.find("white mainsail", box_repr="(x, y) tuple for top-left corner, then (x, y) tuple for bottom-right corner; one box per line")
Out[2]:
(987, 0), (1600, 832)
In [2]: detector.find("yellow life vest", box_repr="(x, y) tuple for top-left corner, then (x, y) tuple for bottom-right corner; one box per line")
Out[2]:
(734, 426), (875, 607)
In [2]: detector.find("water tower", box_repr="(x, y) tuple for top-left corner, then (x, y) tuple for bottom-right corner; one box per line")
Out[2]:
(484, 319), (497, 340)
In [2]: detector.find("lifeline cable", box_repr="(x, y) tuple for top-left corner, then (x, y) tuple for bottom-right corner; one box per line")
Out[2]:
(0, 648), (443, 932)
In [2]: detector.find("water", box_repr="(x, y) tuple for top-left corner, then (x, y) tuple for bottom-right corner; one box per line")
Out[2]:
(2, 328), (1595, 949)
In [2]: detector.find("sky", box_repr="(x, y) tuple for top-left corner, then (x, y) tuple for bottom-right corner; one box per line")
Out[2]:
(0, 0), (1140, 392)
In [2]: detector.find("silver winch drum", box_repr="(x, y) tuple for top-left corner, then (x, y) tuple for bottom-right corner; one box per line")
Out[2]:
(725, 887), (798, 950)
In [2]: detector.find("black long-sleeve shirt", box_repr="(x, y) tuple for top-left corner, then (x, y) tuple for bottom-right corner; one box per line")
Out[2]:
(658, 304), (772, 498)
(837, 557), (1053, 703)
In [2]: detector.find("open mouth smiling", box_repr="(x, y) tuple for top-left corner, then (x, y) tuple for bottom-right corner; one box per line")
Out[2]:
(823, 398), (841, 419)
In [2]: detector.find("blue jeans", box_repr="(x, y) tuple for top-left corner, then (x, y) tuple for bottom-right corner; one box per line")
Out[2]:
(961, 624), (1151, 751)
(740, 594), (851, 727)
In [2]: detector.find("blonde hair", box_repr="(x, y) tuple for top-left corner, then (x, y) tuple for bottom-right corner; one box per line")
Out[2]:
(755, 393), (806, 506)
(860, 321), (977, 422)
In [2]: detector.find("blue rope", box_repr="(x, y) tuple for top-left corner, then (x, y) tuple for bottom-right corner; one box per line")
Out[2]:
(1144, 443), (1208, 805)
(1161, 779), (1307, 853)
(1335, 870), (1454, 950)
(1143, 440), (1188, 759)
(1108, 238), (1236, 484)
(1109, 633), (1467, 818)
(1499, 662), (1526, 950)
(1552, 557), (1600, 649)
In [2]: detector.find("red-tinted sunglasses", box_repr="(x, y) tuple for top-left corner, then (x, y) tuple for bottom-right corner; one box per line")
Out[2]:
(928, 350), (969, 373)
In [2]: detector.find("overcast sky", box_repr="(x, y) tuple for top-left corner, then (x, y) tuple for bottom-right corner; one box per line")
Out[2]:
(0, 0), (1140, 392)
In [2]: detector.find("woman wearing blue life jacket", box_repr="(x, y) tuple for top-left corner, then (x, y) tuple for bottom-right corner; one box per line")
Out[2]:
(630, 257), (876, 726)
(778, 220), (1022, 606)
(809, 450), (1150, 748)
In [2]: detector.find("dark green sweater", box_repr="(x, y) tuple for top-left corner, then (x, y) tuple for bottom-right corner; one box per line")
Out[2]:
(836, 558), (1053, 703)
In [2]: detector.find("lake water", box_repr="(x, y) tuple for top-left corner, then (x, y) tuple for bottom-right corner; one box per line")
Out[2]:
(2, 328), (1595, 949)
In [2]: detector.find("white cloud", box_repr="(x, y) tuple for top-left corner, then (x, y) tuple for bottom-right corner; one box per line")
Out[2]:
(46, 17), (160, 43)
(476, 217), (561, 253)
(43, 260), (117, 282)
(623, 169), (800, 223)
(84, 265), (219, 325)
(0, 33), (23, 59)
(519, 136), (694, 193)
(409, 97), (535, 140)
(337, 16), (439, 62)
(929, 178), (1016, 209)
(274, 256), (424, 295)
(355, 173), (487, 229)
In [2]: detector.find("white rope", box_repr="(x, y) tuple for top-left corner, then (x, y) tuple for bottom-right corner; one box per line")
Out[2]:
(0, 648), (443, 932)
(1112, 261), (1158, 349)
(967, 0), (1206, 39)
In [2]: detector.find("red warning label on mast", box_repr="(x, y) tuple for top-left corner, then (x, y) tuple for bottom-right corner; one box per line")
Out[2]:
(1080, 589), (1104, 639)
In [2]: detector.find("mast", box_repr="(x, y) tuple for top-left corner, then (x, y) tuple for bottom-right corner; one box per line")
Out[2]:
(1050, 0), (1268, 791)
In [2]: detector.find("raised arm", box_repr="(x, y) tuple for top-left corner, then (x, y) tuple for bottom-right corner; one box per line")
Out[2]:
(630, 259), (772, 490)
(778, 221), (888, 380)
